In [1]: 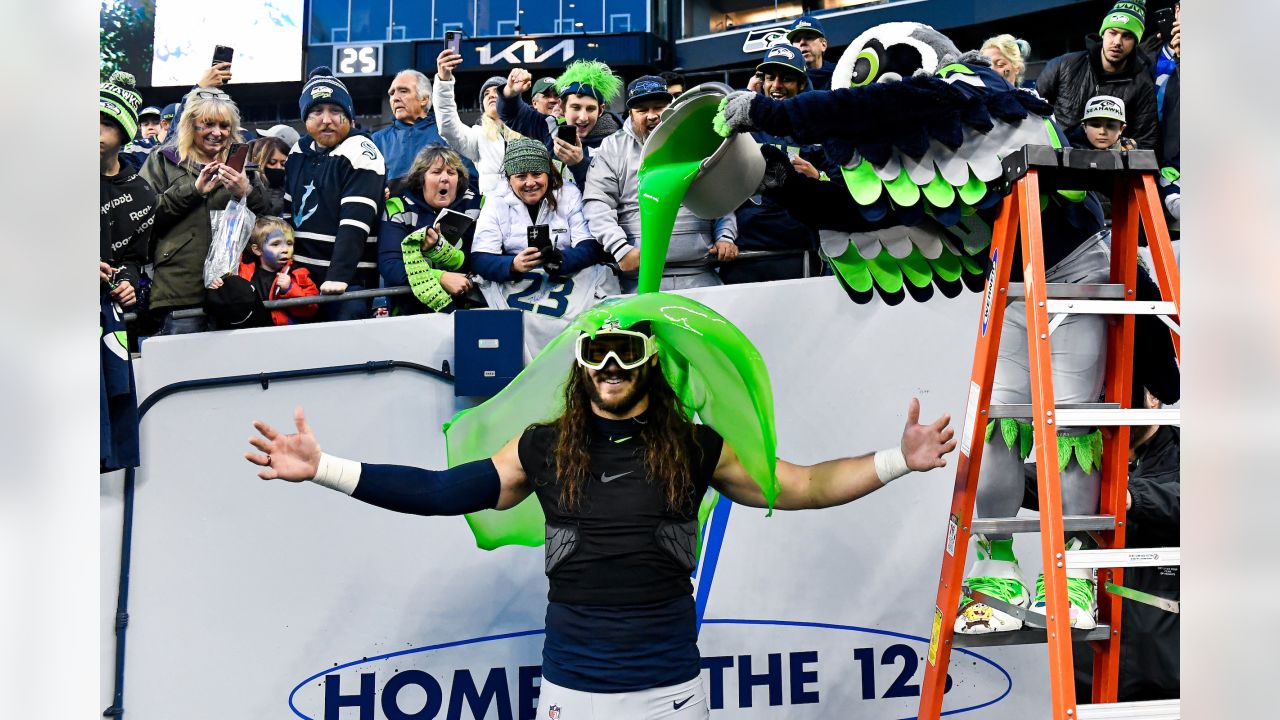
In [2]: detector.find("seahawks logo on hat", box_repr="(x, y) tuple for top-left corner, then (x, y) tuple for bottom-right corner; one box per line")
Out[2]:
(796, 21), (813, 28)
(100, 99), (123, 114)
(1093, 99), (1122, 112)
(310, 86), (334, 99)
(1109, 13), (1132, 23)
(768, 46), (797, 60)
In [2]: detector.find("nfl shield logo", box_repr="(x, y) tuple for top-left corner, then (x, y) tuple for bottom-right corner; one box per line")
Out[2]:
(548, 705), (561, 719)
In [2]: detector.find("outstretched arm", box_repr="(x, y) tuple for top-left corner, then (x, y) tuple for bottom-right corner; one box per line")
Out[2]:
(711, 398), (955, 510)
(246, 407), (532, 513)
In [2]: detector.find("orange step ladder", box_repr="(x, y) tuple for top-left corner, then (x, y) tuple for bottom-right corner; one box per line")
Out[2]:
(918, 145), (1181, 720)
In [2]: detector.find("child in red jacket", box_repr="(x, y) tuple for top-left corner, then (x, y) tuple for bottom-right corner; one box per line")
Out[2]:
(211, 217), (320, 326)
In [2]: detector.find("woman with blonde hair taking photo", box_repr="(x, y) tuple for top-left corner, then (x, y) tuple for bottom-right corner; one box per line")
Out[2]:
(140, 87), (268, 334)
(432, 48), (522, 196)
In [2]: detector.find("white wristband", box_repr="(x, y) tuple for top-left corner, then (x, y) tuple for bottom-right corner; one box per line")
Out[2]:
(310, 452), (362, 495)
(874, 447), (910, 485)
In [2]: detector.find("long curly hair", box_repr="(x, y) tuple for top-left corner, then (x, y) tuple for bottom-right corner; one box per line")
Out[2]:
(546, 357), (701, 515)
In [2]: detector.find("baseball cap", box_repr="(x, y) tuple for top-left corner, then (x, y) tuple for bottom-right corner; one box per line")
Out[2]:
(255, 124), (302, 148)
(138, 105), (162, 119)
(786, 15), (826, 42)
(160, 103), (178, 120)
(756, 43), (808, 79)
(1082, 95), (1126, 123)
(531, 77), (558, 96)
(625, 76), (673, 108)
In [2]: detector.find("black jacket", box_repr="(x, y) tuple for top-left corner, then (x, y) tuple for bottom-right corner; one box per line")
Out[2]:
(100, 153), (155, 291)
(1037, 36), (1159, 150)
(1024, 427), (1180, 702)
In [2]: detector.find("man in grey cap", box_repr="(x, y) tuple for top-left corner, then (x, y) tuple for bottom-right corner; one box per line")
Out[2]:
(255, 124), (301, 149)
(583, 75), (738, 293)
(530, 76), (563, 117)
(786, 15), (834, 90)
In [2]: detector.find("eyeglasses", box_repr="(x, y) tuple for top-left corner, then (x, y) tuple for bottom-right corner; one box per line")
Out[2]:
(193, 89), (229, 101)
(575, 327), (658, 371)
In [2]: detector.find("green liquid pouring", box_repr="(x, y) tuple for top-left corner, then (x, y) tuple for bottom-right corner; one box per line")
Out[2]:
(636, 99), (728, 294)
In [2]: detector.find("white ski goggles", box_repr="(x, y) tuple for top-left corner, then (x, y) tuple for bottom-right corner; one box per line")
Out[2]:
(575, 327), (658, 371)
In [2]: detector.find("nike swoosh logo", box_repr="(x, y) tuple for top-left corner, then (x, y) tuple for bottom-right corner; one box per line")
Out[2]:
(600, 471), (630, 483)
(610, 436), (632, 444)
(673, 695), (694, 710)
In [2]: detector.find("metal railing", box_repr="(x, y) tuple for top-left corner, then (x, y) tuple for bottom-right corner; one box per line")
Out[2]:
(121, 249), (818, 322)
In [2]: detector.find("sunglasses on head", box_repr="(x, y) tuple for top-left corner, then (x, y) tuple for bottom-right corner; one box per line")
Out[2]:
(575, 327), (658, 371)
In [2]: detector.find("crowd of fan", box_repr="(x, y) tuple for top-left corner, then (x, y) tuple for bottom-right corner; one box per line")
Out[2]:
(99, 3), (1181, 338)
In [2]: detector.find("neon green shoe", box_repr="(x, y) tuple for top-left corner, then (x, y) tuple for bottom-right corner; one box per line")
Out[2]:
(955, 560), (1030, 635)
(1028, 574), (1098, 630)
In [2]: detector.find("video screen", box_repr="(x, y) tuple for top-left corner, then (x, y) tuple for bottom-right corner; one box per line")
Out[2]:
(149, 0), (304, 86)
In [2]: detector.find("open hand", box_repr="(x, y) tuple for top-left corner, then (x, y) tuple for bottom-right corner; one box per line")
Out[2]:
(246, 407), (322, 481)
(900, 397), (956, 471)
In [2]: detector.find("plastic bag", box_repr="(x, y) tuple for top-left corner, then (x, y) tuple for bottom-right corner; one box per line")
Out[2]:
(204, 197), (256, 287)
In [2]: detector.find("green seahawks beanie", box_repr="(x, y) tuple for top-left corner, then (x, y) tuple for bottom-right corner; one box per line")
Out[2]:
(1100, 0), (1146, 42)
(100, 71), (143, 140)
(503, 137), (551, 176)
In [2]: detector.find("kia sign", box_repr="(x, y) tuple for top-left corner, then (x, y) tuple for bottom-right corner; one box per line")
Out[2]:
(478, 39), (575, 66)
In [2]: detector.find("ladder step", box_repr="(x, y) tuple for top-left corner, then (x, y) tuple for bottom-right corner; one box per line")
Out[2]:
(1045, 299), (1178, 315)
(1065, 547), (1181, 569)
(1077, 698), (1180, 719)
(987, 402), (1118, 418)
(988, 405), (1180, 427)
(952, 624), (1111, 648)
(1006, 282), (1126, 300)
(970, 515), (1115, 534)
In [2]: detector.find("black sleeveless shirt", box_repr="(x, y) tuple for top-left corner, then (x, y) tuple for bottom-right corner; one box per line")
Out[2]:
(518, 413), (723, 606)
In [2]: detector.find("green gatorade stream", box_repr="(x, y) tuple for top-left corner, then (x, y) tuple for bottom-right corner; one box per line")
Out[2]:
(636, 99), (727, 294)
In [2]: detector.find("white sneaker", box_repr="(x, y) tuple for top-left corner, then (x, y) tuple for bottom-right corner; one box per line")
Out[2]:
(1027, 574), (1098, 630)
(955, 559), (1031, 635)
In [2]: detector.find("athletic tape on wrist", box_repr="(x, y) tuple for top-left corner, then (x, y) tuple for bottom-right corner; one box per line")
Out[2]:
(874, 447), (910, 485)
(311, 452), (362, 495)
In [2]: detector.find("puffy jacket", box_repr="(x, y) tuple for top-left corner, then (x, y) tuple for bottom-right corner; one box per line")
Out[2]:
(379, 185), (480, 315)
(1037, 36), (1159, 150)
(497, 91), (622, 187)
(469, 181), (603, 283)
(582, 117), (736, 277)
(235, 259), (319, 326)
(432, 78), (521, 197)
(139, 144), (269, 310)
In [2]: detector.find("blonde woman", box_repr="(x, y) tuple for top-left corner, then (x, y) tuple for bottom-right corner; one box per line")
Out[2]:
(432, 48), (521, 196)
(981, 34), (1031, 87)
(140, 87), (268, 334)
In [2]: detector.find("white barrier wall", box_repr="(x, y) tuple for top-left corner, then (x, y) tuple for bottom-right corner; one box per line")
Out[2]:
(103, 277), (1057, 719)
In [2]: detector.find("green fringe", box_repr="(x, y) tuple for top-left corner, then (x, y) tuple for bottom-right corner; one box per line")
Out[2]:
(985, 418), (1033, 460)
(555, 60), (623, 104)
(984, 420), (1104, 473)
(401, 230), (453, 311)
(1058, 430), (1104, 474)
(713, 97), (732, 138)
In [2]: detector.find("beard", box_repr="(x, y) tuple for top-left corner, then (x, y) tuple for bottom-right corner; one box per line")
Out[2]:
(583, 362), (651, 416)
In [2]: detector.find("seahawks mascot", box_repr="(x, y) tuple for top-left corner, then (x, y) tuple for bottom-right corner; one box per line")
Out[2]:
(715, 22), (1176, 635)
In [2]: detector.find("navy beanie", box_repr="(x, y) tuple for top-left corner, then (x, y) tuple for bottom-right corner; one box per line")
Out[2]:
(300, 66), (355, 122)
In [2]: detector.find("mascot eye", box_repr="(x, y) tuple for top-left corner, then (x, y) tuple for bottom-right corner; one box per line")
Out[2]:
(850, 49), (880, 87)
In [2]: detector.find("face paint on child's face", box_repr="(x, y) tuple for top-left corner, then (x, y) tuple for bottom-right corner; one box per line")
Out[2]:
(258, 230), (293, 271)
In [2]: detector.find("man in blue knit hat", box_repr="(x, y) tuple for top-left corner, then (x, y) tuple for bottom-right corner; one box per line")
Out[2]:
(284, 66), (387, 322)
(786, 15), (834, 90)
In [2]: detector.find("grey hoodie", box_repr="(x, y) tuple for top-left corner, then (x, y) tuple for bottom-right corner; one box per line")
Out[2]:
(582, 117), (736, 277)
